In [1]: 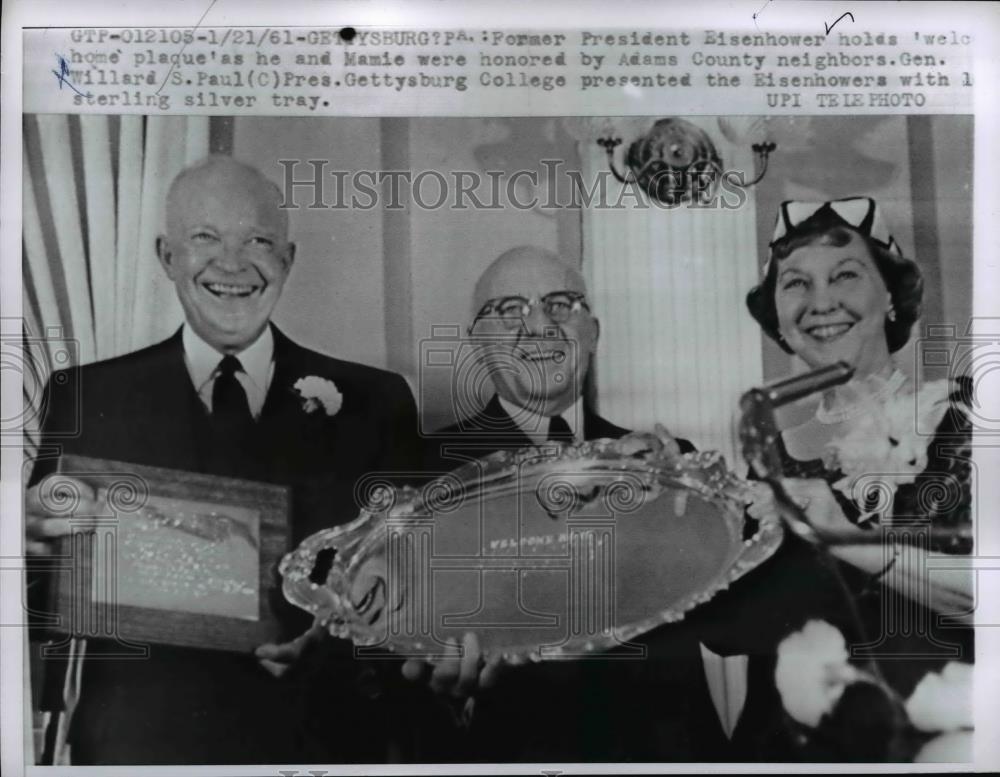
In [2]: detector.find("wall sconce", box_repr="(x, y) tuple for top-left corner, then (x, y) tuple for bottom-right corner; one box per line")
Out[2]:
(597, 117), (777, 205)
(744, 141), (777, 186)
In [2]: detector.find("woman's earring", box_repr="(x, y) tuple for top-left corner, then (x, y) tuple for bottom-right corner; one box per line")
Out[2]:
(887, 305), (897, 323)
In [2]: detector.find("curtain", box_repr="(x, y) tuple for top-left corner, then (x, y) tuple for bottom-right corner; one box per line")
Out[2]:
(575, 117), (765, 737)
(22, 114), (209, 763)
(579, 118), (764, 466)
(23, 114), (209, 369)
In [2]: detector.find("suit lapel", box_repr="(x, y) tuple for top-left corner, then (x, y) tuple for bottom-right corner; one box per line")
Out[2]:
(259, 328), (387, 539)
(128, 330), (208, 471)
(257, 327), (338, 482)
(259, 327), (306, 422)
(583, 407), (630, 441)
(477, 395), (534, 449)
(479, 396), (630, 444)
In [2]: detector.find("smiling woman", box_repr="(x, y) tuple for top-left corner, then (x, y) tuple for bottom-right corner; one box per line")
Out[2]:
(748, 199), (923, 378)
(773, 232), (893, 376)
(724, 196), (974, 760)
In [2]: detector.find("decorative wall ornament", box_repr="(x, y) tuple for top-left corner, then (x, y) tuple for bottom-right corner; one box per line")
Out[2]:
(597, 117), (776, 204)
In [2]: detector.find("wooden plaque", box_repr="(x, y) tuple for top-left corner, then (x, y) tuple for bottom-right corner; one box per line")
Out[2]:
(49, 455), (291, 654)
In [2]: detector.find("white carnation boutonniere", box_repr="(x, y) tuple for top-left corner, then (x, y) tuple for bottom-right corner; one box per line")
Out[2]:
(822, 379), (953, 518)
(293, 376), (343, 417)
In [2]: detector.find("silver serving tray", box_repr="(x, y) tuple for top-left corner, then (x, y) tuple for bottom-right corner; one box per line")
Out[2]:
(280, 435), (783, 662)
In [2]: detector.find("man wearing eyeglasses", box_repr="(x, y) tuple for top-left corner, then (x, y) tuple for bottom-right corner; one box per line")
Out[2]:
(426, 245), (633, 460)
(411, 246), (724, 763)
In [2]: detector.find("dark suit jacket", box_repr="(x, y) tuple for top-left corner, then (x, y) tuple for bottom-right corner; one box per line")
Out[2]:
(418, 396), (728, 762)
(31, 325), (421, 765)
(423, 394), (632, 472)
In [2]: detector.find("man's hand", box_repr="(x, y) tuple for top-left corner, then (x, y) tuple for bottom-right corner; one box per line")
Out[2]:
(254, 619), (326, 678)
(618, 423), (683, 459)
(401, 632), (504, 702)
(24, 475), (104, 555)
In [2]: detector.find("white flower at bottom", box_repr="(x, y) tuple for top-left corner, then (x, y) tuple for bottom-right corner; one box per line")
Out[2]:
(775, 620), (860, 727)
(906, 661), (973, 733)
(914, 730), (974, 763)
(293, 376), (343, 416)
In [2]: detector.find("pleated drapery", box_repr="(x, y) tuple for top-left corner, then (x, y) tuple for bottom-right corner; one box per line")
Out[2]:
(23, 114), (209, 371)
(577, 117), (764, 738)
(580, 118), (764, 467)
(22, 114), (209, 764)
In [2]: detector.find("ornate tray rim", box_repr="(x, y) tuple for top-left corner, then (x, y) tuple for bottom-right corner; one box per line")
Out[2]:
(280, 435), (784, 662)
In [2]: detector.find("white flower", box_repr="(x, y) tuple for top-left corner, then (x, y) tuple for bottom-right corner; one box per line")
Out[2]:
(823, 379), (953, 510)
(914, 730), (974, 763)
(905, 662), (973, 733)
(775, 620), (861, 727)
(293, 376), (343, 417)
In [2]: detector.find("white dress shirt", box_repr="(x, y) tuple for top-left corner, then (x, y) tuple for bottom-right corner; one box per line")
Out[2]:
(182, 325), (275, 419)
(497, 395), (585, 445)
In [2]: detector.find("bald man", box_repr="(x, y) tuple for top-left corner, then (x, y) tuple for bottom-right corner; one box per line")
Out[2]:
(417, 247), (728, 762)
(26, 156), (420, 764)
(426, 245), (635, 461)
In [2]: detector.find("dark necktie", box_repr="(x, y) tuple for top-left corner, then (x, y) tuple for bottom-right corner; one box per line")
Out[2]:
(207, 355), (255, 477)
(547, 414), (574, 443)
(212, 355), (253, 429)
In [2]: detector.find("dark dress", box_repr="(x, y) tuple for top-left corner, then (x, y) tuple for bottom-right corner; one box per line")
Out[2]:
(687, 379), (975, 761)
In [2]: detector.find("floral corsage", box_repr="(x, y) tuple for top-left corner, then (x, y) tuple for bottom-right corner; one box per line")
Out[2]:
(821, 379), (953, 523)
(293, 376), (343, 417)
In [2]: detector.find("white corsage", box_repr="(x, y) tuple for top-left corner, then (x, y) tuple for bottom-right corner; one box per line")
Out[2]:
(822, 379), (953, 518)
(293, 376), (343, 417)
(905, 661), (973, 733)
(775, 620), (861, 727)
(907, 662), (974, 762)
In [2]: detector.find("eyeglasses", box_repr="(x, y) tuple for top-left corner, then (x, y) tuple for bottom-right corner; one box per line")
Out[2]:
(473, 291), (590, 330)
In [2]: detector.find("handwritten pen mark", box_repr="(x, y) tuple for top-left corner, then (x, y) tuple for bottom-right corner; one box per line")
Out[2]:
(824, 11), (855, 34)
(52, 54), (90, 98)
(753, 0), (773, 30)
(155, 0), (219, 95)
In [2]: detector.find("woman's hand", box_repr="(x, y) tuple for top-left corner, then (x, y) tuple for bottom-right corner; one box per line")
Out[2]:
(746, 480), (781, 524)
(777, 478), (871, 543)
(746, 477), (869, 543)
